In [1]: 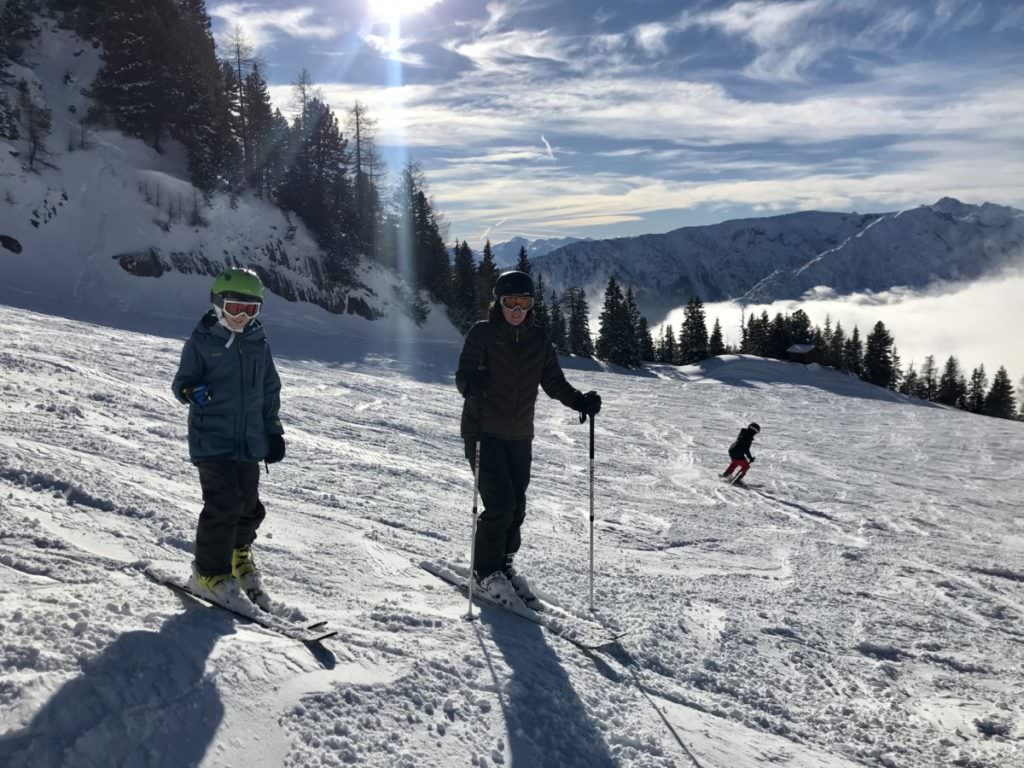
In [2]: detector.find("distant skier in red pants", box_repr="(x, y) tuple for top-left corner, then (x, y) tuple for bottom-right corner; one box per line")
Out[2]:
(722, 423), (760, 484)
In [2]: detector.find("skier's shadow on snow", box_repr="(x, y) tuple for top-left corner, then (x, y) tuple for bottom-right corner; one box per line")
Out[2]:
(477, 613), (616, 768)
(754, 488), (835, 521)
(0, 610), (233, 768)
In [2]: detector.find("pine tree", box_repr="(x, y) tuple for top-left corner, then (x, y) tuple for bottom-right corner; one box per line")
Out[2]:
(278, 95), (356, 283)
(708, 318), (726, 357)
(679, 297), (709, 363)
(767, 312), (790, 359)
(172, 2), (233, 191)
(624, 287), (644, 368)
(843, 326), (864, 376)
(476, 240), (499, 316)
(659, 325), (677, 364)
(788, 309), (812, 345)
(0, 90), (17, 140)
(347, 101), (384, 259)
(16, 79), (51, 170)
(1, 0), (37, 63)
(549, 291), (567, 352)
(891, 346), (903, 391)
(966, 366), (987, 413)
(221, 25), (256, 187)
(408, 170), (451, 304)
(449, 240), (477, 332)
(638, 316), (655, 363)
(936, 356), (967, 408)
(984, 366), (1017, 419)
(917, 355), (938, 401)
(265, 109), (291, 202)
(244, 63), (276, 195)
(900, 362), (920, 397)
(828, 321), (846, 369)
(744, 312), (770, 357)
(90, 1), (174, 148)
(515, 245), (532, 274)
(596, 277), (628, 365)
(863, 321), (896, 388)
(532, 273), (549, 331)
(565, 287), (593, 357)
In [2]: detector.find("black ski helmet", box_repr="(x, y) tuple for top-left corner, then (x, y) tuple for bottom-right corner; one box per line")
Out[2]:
(493, 270), (534, 298)
(748, 422), (761, 434)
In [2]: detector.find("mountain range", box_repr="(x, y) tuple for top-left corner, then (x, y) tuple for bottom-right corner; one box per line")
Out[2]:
(490, 236), (588, 267)
(530, 198), (1024, 321)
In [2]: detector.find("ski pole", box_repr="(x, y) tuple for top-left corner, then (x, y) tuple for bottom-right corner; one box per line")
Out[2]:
(588, 413), (595, 612)
(465, 435), (483, 620)
(465, 369), (486, 621)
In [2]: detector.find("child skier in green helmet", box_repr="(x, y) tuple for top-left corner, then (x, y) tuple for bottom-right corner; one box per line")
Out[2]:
(171, 267), (285, 612)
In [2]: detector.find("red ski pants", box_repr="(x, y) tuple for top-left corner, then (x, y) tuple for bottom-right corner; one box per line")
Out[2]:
(724, 458), (750, 476)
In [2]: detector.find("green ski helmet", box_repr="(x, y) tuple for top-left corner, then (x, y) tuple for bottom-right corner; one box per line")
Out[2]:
(211, 268), (264, 302)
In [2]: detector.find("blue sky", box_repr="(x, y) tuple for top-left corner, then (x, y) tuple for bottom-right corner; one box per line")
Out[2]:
(208, 0), (1024, 248)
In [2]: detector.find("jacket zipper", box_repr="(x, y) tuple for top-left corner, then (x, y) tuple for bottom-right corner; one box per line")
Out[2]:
(238, 340), (246, 458)
(509, 326), (521, 440)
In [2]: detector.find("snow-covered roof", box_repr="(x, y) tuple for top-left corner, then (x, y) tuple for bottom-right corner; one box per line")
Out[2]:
(787, 343), (817, 354)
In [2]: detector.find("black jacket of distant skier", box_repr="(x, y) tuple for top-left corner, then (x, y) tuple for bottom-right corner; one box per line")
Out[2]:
(456, 304), (581, 440)
(729, 427), (757, 461)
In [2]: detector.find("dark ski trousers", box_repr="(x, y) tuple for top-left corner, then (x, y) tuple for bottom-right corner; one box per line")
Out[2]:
(466, 437), (532, 580)
(194, 460), (266, 577)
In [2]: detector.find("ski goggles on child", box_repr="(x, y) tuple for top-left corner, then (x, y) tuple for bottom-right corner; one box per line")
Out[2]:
(221, 299), (262, 318)
(499, 295), (534, 311)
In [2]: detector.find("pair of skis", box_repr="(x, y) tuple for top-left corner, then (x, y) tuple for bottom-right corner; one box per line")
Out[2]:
(421, 560), (625, 654)
(145, 566), (337, 644)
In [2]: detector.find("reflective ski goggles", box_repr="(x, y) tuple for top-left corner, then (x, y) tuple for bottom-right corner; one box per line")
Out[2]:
(500, 295), (534, 311)
(222, 299), (262, 318)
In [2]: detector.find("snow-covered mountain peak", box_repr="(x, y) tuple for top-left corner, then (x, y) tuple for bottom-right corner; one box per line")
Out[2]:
(531, 198), (1024, 320)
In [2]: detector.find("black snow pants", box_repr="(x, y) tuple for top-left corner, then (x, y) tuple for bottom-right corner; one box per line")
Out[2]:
(465, 437), (532, 580)
(194, 460), (266, 577)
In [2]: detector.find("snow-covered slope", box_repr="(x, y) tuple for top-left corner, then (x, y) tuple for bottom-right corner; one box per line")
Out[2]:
(0, 21), (425, 328)
(532, 201), (1024, 320)
(1, 303), (1021, 768)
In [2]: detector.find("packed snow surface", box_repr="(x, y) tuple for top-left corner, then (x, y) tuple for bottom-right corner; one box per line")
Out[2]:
(0, 304), (1022, 768)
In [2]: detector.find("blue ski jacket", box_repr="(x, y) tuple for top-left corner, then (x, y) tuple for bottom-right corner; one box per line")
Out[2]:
(172, 312), (283, 462)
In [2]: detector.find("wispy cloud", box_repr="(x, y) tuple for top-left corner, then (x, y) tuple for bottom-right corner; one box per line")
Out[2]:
(540, 135), (554, 160)
(210, 3), (338, 48)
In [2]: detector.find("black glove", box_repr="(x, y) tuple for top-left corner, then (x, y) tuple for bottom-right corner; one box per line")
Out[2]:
(573, 390), (601, 416)
(265, 434), (286, 464)
(749, 456), (756, 463)
(181, 384), (213, 406)
(466, 368), (489, 397)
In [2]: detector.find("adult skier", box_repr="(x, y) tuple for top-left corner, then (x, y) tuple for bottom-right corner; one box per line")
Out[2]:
(171, 268), (285, 611)
(456, 270), (602, 607)
(722, 422), (760, 485)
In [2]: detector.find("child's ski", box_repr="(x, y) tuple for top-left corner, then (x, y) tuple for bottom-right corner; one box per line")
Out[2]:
(146, 566), (337, 643)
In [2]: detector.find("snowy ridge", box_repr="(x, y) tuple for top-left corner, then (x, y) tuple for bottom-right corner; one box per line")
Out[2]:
(490, 236), (589, 267)
(0, 303), (1022, 768)
(532, 200), (1024, 320)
